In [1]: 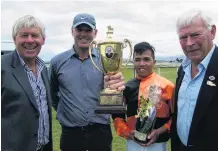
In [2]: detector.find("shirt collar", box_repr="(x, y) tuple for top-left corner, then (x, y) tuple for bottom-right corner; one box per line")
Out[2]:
(16, 50), (26, 67)
(136, 72), (155, 81)
(71, 45), (98, 58)
(16, 50), (45, 71)
(201, 44), (215, 69)
(182, 44), (215, 69)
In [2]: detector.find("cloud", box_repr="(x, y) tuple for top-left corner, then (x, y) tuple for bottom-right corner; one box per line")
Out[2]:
(1, 1), (218, 61)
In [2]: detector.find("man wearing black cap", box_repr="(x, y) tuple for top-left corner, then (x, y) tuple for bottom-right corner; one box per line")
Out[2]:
(50, 13), (125, 151)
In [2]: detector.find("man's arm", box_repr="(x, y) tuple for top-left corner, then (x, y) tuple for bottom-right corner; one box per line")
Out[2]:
(49, 62), (59, 111)
(112, 115), (132, 139)
(111, 94), (134, 139)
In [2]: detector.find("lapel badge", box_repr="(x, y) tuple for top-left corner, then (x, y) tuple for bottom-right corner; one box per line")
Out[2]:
(207, 80), (216, 87)
(209, 76), (215, 81)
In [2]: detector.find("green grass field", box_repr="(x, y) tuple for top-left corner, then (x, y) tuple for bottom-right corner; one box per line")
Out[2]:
(52, 67), (177, 151)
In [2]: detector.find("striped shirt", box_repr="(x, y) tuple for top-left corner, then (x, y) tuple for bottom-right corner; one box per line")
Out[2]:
(17, 51), (49, 149)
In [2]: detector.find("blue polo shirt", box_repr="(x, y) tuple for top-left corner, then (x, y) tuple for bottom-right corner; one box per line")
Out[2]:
(50, 47), (110, 127)
(177, 45), (215, 145)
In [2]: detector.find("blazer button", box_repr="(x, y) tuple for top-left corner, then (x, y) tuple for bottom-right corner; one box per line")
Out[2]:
(35, 114), (39, 118)
(33, 133), (38, 137)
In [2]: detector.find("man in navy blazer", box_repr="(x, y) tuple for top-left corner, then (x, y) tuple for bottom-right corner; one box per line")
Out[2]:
(171, 9), (218, 151)
(1, 15), (53, 151)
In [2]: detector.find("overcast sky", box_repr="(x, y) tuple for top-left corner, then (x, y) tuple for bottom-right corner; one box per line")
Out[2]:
(1, 0), (218, 61)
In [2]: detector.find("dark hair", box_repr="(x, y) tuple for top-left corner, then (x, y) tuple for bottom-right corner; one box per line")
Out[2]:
(133, 42), (155, 60)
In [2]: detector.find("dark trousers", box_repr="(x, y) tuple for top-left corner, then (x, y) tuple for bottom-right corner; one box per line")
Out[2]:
(60, 123), (112, 151)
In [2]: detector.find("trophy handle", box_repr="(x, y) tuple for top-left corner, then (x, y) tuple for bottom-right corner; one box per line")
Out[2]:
(122, 39), (133, 67)
(88, 40), (104, 74)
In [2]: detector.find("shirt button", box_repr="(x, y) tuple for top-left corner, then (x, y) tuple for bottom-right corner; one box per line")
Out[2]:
(86, 111), (88, 114)
(83, 85), (86, 88)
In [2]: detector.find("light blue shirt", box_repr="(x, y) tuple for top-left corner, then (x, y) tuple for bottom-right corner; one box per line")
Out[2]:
(177, 45), (215, 146)
(50, 47), (110, 127)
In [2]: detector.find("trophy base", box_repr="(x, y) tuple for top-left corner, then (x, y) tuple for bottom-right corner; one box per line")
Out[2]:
(134, 131), (149, 144)
(96, 88), (126, 114)
(99, 89), (123, 105)
(95, 105), (127, 114)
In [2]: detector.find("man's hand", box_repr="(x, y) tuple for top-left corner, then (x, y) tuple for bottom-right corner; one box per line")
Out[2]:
(104, 72), (125, 91)
(144, 129), (160, 147)
(127, 130), (135, 140)
(130, 130), (148, 147)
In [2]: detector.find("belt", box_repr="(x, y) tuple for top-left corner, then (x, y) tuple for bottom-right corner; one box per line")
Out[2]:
(62, 123), (109, 131)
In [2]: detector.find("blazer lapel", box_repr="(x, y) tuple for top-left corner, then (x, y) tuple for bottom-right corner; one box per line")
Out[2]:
(41, 66), (53, 137)
(174, 66), (185, 115)
(188, 46), (218, 142)
(41, 67), (52, 109)
(11, 51), (39, 111)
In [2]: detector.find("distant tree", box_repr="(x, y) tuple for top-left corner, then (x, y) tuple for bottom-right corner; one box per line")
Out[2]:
(175, 58), (183, 62)
(176, 58), (179, 62)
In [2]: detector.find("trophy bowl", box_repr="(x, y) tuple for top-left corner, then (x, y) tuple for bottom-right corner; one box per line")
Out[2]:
(89, 25), (132, 114)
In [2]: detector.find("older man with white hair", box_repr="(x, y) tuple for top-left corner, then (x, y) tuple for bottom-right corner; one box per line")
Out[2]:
(1, 15), (53, 151)
(171, 9), (218, 151)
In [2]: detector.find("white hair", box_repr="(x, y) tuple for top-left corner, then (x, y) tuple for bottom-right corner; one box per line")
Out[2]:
(12, 15), (46, 39)
(176, 9), (213, 33)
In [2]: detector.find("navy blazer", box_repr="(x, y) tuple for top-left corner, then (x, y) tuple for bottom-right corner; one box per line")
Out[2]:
(1, 51), (53, 151)
(171, 46), (218, 151)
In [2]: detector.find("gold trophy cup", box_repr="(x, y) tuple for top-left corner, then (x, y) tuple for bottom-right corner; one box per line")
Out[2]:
(89, 25), (132, 114)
